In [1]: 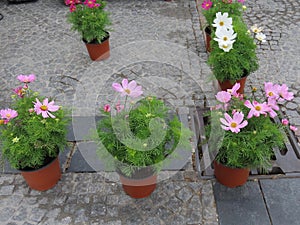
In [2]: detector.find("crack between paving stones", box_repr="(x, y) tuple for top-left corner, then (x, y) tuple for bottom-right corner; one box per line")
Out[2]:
(258, 180), (274, 225)
(63, 142), (76, 172)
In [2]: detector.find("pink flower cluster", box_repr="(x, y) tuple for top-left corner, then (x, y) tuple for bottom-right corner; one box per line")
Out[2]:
(0, 109), (18, 124)
(102, 79), (143, 114)
(201, 0), (245, 10)
(215, 82), (296, 133)
(66, 0), (101, 12)
(0, 75), (61, 126)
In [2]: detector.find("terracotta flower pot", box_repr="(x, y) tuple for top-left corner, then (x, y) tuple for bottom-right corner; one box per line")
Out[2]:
(204, 26), (212, 53)
(213, 160), (250, 188)
(119, 173), (157, 199)
(20, 157), (61, 191)
(84, 34), (110, 61)
(218, 76), (247, 94)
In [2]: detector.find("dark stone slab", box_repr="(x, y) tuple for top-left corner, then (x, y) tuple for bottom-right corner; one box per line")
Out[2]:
(67, 142), (104, 172)
(213, 181), (271, 225)
(67, 116), (99, 142)
(260, 179), (300, 225)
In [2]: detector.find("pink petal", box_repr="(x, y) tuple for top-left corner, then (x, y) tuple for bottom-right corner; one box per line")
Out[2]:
(233, 112), (244, 124)
(239, 120), (248, 129)
(121, 79), (128, 89)
(224, 113), (233, 123)
(127, 80), (137, 90)
(112, 83), (124, 92)
(220, 118), (229, 126)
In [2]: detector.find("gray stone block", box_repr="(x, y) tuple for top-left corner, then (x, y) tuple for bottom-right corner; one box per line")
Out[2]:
(213, 181), (271, 225)
(260, 179), (300, 225)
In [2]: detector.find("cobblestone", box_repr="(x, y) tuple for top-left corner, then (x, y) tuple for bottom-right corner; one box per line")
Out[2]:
(0, 0), (299, 224)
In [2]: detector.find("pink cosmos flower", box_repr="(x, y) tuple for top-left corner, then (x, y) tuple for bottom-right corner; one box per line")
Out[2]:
(70, 4), (76, 12)
(115, 102), (124, 113)
(281, 118), (289, 126)
(264, 82), (279, 99)
(13, 86), (25, 98)
(0, 109), (18, 123)
(220, 112), (248, 133)
(277, 84), (294, 101)
(17, 74), (36, 83)
(84, 0), (97, 8)
(201, 0), (212, 10)
(33, 98), (60, 118)
(104, 104), (111, 112)
(244, 100), (269, 118)
(227, 83), (240, 97)
(215, 91), (231, 103)
(112, 79), (143, 98)
(267, 97), (279, 118)
(290, 126), (298, 132)
(238, 0), (245, 3)
(65, 0), (80, 5)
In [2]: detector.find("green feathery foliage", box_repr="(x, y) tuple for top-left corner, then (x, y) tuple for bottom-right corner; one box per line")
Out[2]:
(0, 80), (69, 170)
(67, 0), (112, 43)
(96, 97), (192, 177)
(205, 86), (289, 170)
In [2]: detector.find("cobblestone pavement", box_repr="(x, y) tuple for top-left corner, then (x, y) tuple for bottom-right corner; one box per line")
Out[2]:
(0, 0), (300, 224)
(0, 172), (217, 225)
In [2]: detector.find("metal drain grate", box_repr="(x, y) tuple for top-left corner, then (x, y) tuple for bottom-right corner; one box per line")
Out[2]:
(190, 107), (300, 179)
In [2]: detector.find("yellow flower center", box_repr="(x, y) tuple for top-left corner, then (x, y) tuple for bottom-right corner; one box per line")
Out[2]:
(219, 21), (224, 26)
(222, 44), (228, 49)
(268, 92), (274, 96)
(0, 120), (4, 125)
(231, 122), (237, 128)
(223, 37), (228, 41)
(40, 105), (48, 111)
(125, 89), (131, 94)
(255, 106), (261, 111)
(6, 113), (11, 118)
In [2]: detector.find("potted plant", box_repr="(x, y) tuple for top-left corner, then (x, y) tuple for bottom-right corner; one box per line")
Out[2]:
(0, 74), (69, 191)
(95, 79), (192, 198)
(200, 0), (266, 93)
(207, 82), (296, 188)
(66, 0), (112, 61)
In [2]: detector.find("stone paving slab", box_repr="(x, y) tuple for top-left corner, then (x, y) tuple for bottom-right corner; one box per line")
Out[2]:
(260, 178), (300, 225)
(213, 181), (271, 225)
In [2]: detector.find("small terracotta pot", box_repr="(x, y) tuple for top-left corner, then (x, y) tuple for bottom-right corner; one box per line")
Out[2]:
(84, 34), (110, 61)
(213, 161), (250, 188)
(20, 157), (61, 191)
(119, 173), (157, 199)
(218, 76), (247, 94)
(204, 26), (212, 53)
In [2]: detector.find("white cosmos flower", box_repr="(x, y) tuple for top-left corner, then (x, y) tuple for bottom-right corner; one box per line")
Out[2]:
(218, 40), (235, 52)
(250, 24), (263, 33)
(212, 12), (233, 30)
(256, 32), (267, 42)
(214, 27), (237, 43)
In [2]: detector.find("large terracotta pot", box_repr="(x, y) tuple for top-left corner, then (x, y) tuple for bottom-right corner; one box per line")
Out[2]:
(218, 76), (247, 94)
(84, 34), (110, 61)
(213, 161), (250, 188)
(20, 157), (61, 191)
